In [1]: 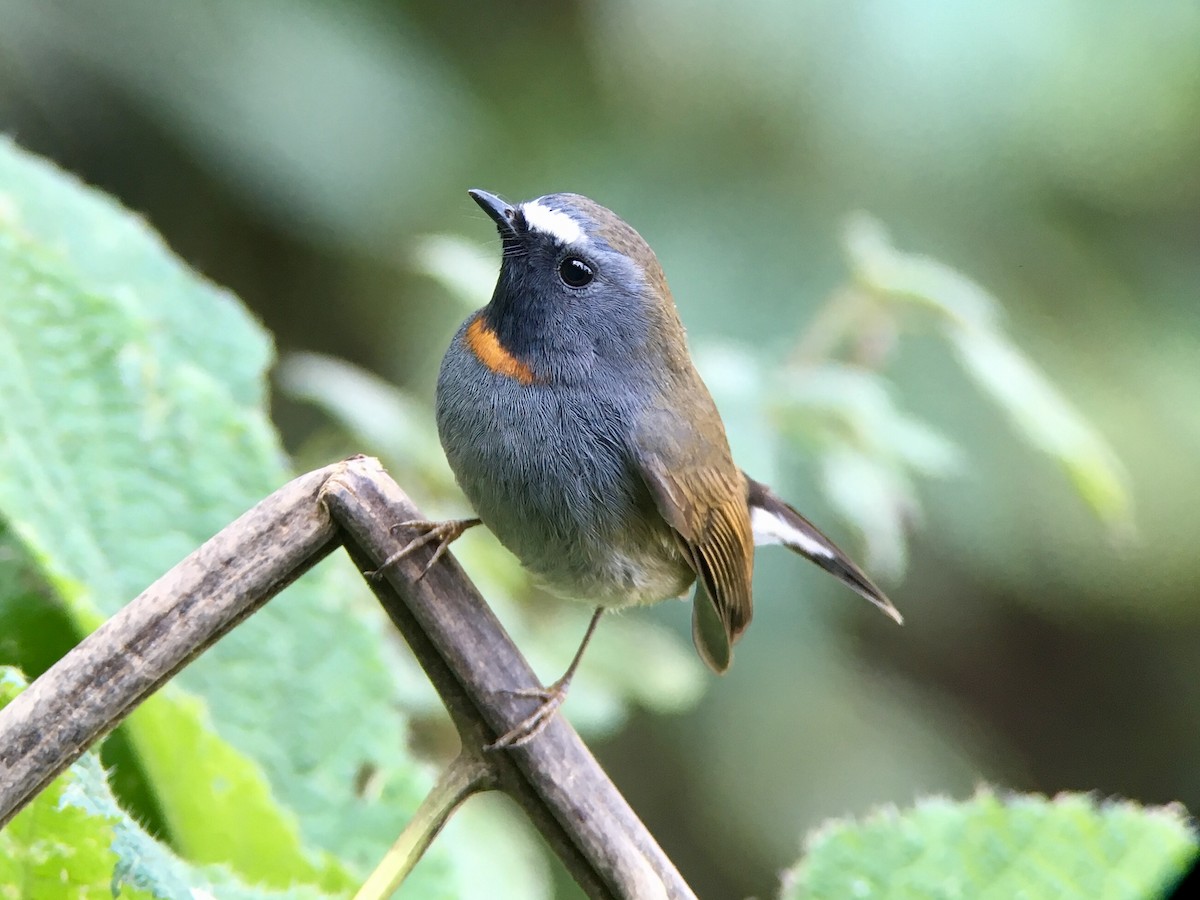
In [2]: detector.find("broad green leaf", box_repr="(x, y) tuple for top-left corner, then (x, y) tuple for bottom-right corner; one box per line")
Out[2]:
(1, 670), (154, 900)
(0, 668), (334, 900)
(782, 789), (1198, 900)
(0, 137), (431, 886)
(0, 533), (80, 679)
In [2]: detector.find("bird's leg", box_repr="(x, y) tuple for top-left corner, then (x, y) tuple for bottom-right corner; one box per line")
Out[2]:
(367, 517), (482, 581)
(487, 607), (605, 751)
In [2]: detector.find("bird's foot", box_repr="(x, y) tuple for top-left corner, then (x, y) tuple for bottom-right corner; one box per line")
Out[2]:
(367, 517), (482, 582)
(486, 677), (574, 751)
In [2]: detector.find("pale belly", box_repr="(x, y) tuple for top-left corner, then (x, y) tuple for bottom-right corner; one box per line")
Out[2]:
(531, 527), (694, 609)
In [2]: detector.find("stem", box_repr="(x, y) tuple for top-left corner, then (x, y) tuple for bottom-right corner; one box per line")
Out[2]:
(790, 286), (870, 365)
(354, 752), (494, 900)
(790, 284), (898, 371)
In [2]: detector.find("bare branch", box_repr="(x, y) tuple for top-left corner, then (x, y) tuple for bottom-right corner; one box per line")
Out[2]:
(0, 457), (696, 900)
(0, 462), (345, 827)
(324, 458), (696, 900)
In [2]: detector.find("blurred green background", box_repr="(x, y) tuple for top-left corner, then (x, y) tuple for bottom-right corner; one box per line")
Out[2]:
(2, 1), (1198, 897)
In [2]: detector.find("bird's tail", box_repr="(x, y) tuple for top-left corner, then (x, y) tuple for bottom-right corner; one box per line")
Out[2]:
(745, 475), (904, 625)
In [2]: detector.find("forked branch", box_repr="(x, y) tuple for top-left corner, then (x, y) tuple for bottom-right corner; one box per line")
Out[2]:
(0, 456), (694, 900)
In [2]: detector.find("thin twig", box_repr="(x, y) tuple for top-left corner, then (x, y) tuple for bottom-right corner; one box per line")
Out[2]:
(353, 752), (494, 900)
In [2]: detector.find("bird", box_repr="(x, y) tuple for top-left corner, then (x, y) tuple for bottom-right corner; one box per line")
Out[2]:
(378, 189), (902, 749)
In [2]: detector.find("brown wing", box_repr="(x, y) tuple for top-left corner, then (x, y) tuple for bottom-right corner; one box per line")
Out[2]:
(638, 455), (754, 673)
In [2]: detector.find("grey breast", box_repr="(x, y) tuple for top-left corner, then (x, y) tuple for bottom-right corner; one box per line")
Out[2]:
(435, 328), (690, 606)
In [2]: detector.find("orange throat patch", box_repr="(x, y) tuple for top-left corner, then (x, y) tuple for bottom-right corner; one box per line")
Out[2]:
(464, 317), (537, 385)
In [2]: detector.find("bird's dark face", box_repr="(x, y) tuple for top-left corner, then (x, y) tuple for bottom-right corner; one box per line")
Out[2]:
(470, 190), (670, 384)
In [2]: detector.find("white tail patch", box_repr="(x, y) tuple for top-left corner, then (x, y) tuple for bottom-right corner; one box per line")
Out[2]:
(750, 505), (833, 559)
(522, 200), (585, 246)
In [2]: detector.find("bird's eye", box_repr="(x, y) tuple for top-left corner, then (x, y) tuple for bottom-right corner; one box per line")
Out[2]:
(558, 256), (594, 288)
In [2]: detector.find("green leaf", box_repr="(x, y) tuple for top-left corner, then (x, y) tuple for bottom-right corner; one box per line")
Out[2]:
(777, 363), (962, 477)
(782, 789), (1198, 900)
(410, 234), (496, 312)
(0, 136), (431, 886)
(950, 327), (1133, 531)
(817, 447), (915, 580)
(842, 213), (1000, 331)
(759, 362), (958, 578)
(278, 352), (457, 499)
(0, 668), (335, 900)
(1, 671), (152, 900)
(0, 533), (81, 678)
(694, 342), (782, 485)
(841, 214), (1133, 535)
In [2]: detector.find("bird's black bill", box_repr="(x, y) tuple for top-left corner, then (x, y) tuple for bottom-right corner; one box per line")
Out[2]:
(468, 188), (517, 237)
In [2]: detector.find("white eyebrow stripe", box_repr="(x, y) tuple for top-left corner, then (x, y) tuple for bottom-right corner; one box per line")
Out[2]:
(522, 200), (585, 245)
